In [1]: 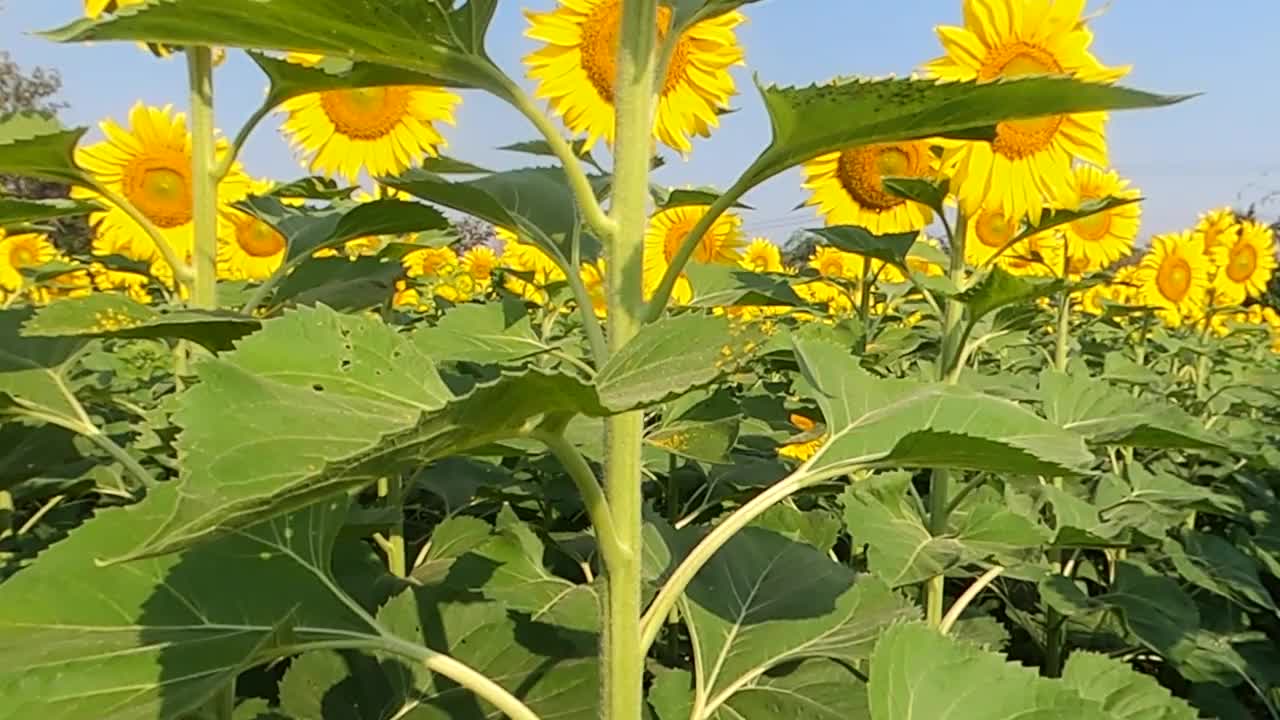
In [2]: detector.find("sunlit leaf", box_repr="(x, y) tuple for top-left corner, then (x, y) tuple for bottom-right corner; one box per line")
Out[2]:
(0, 308), (89, 426)
(1039, 370), (1227, 450)
(1061, 652), (1200, 720)
(956, 267), (1060, 325)
(0, 113), (88, 186)
(23, 294), (260, 352)
(412, 300), (551, 365)
(682, 264), (802, 308)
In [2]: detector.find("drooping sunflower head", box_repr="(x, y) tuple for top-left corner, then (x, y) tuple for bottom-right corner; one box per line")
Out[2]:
(643, 205), (744, 303)
(1193, 207), (1241, 257)
(803, 141), (939, 234)
(0, 229), (57, 294)
(279, 54), (460, 183)
(740, 238), (784, 274)
(1135, 230), (1211, 327)
(924, 0), (1130, 224)
(1059, 164), (1141, 270)
(73, 102), (250, 264)
(1209, 219), (1277, 305)
(525, 0), (745, 153)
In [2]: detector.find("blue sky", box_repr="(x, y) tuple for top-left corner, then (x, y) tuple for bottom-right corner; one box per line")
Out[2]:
(3, 0), (1278, 241)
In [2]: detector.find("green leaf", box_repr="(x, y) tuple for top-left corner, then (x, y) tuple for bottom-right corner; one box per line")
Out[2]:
(883, 177), (950, 214)
(956, 267), (1060, 325)
(0, 113), (88, 186)
(740, 75), (1190, 190)
(23, 294), (260, 352)
(121, 306), (608, 561)
(1061, 652), (1200, 720)
(1165, 531), (1278, 615)
(792, 337), (1091, 477)
(1106, 561), (1200, 659)
(475, 508), (600, 633)
(658, 187), (754, 211)
(752, 503), (842, 554)
(411, 515), (493, 585)
(868, 623), (1108, 720)
(596, 313), (760, 412)
(235, 195), (449, 263)
(1013, 197), (1143, 248)
(0, 197), (99, 229)
(665, 0), (764, 31)
(250, 51), (458, 110)
(413, 458), (515, 515)
(0, 490), (377, 720)
(411, 300), (551, 365)
(842, 473), (1049, 587)
(271, 256), (402, 312)
(651, 659), (871, 720)
(807, 226), (918, 271)
(377, 586), (599, 719)
(1039, 370), (1226, 450)
(500, 138), (600, 172)
(681, 527), (916, 716)
(276, 650), (388, 720)
(268, 175), (357, 200)
(647, 417), (740, 464)
(0, 308), (89, 426)
(683, 263), (802, 308)
(44, 0), (509, 97)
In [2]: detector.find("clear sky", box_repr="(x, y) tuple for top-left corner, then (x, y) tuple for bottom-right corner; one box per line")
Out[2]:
(3, 0), (1278, 242)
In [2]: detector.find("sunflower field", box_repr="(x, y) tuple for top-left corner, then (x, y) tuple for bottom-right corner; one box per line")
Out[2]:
(3, 0), (1280, 719)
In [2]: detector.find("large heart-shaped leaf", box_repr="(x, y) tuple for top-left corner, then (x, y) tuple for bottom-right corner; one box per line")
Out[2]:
(1061, 652), (1200, 720)
(23, 294), (260, 352)
(680, 527), (916, 717)
(0, 491), (376, 720)
(44, 0), (508, 96)
(412, 300), (551, 365)
(792, 337), (1091, 477)
(739, 75), (1190, 190)
(1164, 531), (1278, 615)
(0, 113), (88, 186)
(650, 659), (870, 720)
(1039, 370), (1226, 450)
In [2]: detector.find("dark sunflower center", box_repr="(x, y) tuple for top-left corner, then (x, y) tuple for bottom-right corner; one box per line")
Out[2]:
(1157, 255), (1192, 301)
(321, 87), (411, 141)
(1227, 242), (1258, 283)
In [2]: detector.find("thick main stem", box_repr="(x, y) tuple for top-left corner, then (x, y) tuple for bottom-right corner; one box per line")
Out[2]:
(187, 47), (218, 310)
(601, 2), (660, 718)
(1054, 239), (1072, 372)
(1044, 239), (1072, 675)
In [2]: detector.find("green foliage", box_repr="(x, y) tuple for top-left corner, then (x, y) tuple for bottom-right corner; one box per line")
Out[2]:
(23, 293), (259, 351)
(0, 113), (87, 186)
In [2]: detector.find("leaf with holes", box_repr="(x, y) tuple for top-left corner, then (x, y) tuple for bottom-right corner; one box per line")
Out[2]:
(596, 313), (761, 412)
(44, 0), (508, 96)
(680, 527), (916, 717)
(739, 75), (1190, 191)
(0, 113), (89, 186)
(23, 294), (260, 352)
(792, 336), (1091, 477)
(0, 490), (378, 720)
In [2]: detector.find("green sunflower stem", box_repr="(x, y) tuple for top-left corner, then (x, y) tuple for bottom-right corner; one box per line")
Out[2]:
(186, 46), (218, 311)
(1054, 238), (1072, 372)
(601, 1), (661, 718)
(926, 208), (968, 627)
(858, 260), (873, 353)
(1043, 240), (1073, 676)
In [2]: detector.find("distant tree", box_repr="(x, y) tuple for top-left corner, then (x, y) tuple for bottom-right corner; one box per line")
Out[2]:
(453, 217), (498, 252)
(781, 229), (817, 268)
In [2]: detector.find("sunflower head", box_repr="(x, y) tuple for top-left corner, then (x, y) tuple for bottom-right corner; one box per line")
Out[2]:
(1136, 230), (1211, 327)
(0, 230), (57, 294)
(803, 141), (939, 234)
(1209, 219), (1278, 305)
(1059, 165), (1141, 269)
(643, 205), (744, 304)
(461, 246), (499, 291)
(524, 0), (745, 153)
(1193, 207), (1241, 257)
(779, 413), (827, 461)
(740, 238), (784, 273)
(402, 247), (459, 279)
(924, 0), (1129, 224)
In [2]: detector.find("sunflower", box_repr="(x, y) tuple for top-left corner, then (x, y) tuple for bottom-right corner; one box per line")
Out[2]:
(580, 258), (608, 317)
(219, 179), (288, 281)
(499, 228), (567, 305)
(90, 262), (154, 304)
(643, 205), (744, 306)
(1059, 165), (1141, 271)
(27, 267), (93, 306)
(923, 0), (1130, 224)
(278, 54), (460, 183)
(0, 229), (56, 295)
(1135, 231), (1211, 327)
(1192, 207), (1241, 256)
(965, 208), (1059, 276)
(1209, 220), (1277, 305)
(73, 103), (250, 269)
(403, 247), (459, 279)
(524, 0), (745, 153)
(460, 246), (499, 294)
(778, 413), (828, 462)
(739, 238), (784, 273)
(802, 141), (938, 234)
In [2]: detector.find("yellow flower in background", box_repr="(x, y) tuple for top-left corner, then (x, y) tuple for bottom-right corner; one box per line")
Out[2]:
(218, 179), (287, 281)
(1192, 207), (1241, 256)
(73, 103), (250, 265)
(580, 258), (608, 318)
(1059, 165), (1141, 271)
(1209, 220), (1277, 305)
(524, 0), (744, 153)
(643, 205), (744, 306)
(0, 230), (56, 294)
(1135, 231), (1210, 327)
(809, 245), (863, 281)
(802, 141), (938, 234)
(779, 413), (827, 462)
(279, 54), (460, 182)
(402, 247), (459, 279)
(460, 246), (499, 293)
(90, 263), (154, 304)
(906, 236), (946, 278)
(924, 0), (1129, 224)
(965, 208), (1059, 276)
(739, 238), (784, 273)
(499, 227), (567, 305)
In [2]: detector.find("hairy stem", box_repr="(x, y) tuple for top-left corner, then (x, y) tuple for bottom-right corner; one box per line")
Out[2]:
(187, 47), (219, 310)
(939, 565), (1005, 635)
(601, 2), (661, 717)
(372, 634), (545, 720)
(531, 428), (624, 573)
